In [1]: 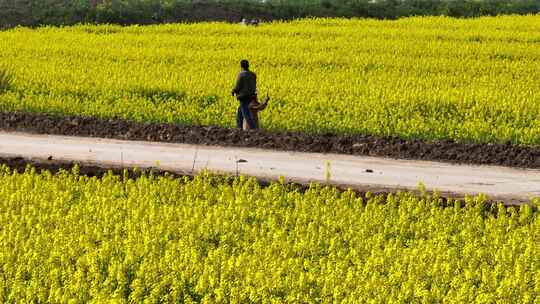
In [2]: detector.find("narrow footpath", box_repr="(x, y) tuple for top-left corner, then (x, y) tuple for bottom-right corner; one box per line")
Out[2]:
(1, 132), (539, 204)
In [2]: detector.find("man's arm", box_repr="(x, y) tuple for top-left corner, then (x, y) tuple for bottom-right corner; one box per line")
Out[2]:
(232, 73), (243, 96)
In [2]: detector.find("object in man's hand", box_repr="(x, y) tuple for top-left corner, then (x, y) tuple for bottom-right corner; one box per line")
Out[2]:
(243, 94), (270, 130)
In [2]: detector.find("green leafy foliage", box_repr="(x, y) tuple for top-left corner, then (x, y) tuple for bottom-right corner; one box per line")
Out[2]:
(0, 166), (538, 302)
(0, 68), (11, 94)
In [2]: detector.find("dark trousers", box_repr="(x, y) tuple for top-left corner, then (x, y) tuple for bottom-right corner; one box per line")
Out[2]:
(236, 96), (256, 129)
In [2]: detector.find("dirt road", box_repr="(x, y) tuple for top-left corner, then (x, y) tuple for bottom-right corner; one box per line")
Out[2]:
(0, 132), (539, 204)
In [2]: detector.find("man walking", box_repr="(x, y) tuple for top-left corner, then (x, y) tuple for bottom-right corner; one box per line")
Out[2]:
(232, 59), (257, 130)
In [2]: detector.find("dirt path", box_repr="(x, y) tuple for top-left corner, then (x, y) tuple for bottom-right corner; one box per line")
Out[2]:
(2, 112), (540, 169)
(0, 132), (539, 204)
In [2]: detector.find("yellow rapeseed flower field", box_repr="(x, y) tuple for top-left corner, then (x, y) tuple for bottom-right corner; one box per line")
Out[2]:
(0, 16), (539, 143)
(0, 167), (538, 302)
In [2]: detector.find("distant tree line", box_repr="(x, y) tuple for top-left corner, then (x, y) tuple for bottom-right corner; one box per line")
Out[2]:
(1, 0), (539, 28)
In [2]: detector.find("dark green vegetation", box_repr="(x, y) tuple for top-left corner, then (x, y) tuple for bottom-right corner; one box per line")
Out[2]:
(1, 0), (539, 28)
(0, 70), (11, 93)
(0, 68), (11, 94)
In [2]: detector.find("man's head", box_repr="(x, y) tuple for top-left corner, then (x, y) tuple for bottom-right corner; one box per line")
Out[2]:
(240, 59), (249, 70)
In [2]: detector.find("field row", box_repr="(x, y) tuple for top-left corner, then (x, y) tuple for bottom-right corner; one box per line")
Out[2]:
(0, 16), (539, 144)
(0, 167), (538, 302)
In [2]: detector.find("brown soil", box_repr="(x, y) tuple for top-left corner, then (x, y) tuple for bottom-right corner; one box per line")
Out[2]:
(0, 156), (152, 178)
(1, 111), (540, 169)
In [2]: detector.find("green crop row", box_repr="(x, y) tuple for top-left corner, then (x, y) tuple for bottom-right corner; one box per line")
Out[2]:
(0, 166), (538, 302)
(0, 16), (539, 144)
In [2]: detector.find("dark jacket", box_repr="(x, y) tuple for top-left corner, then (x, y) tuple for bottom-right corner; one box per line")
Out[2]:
(232, 69), (257, 99)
